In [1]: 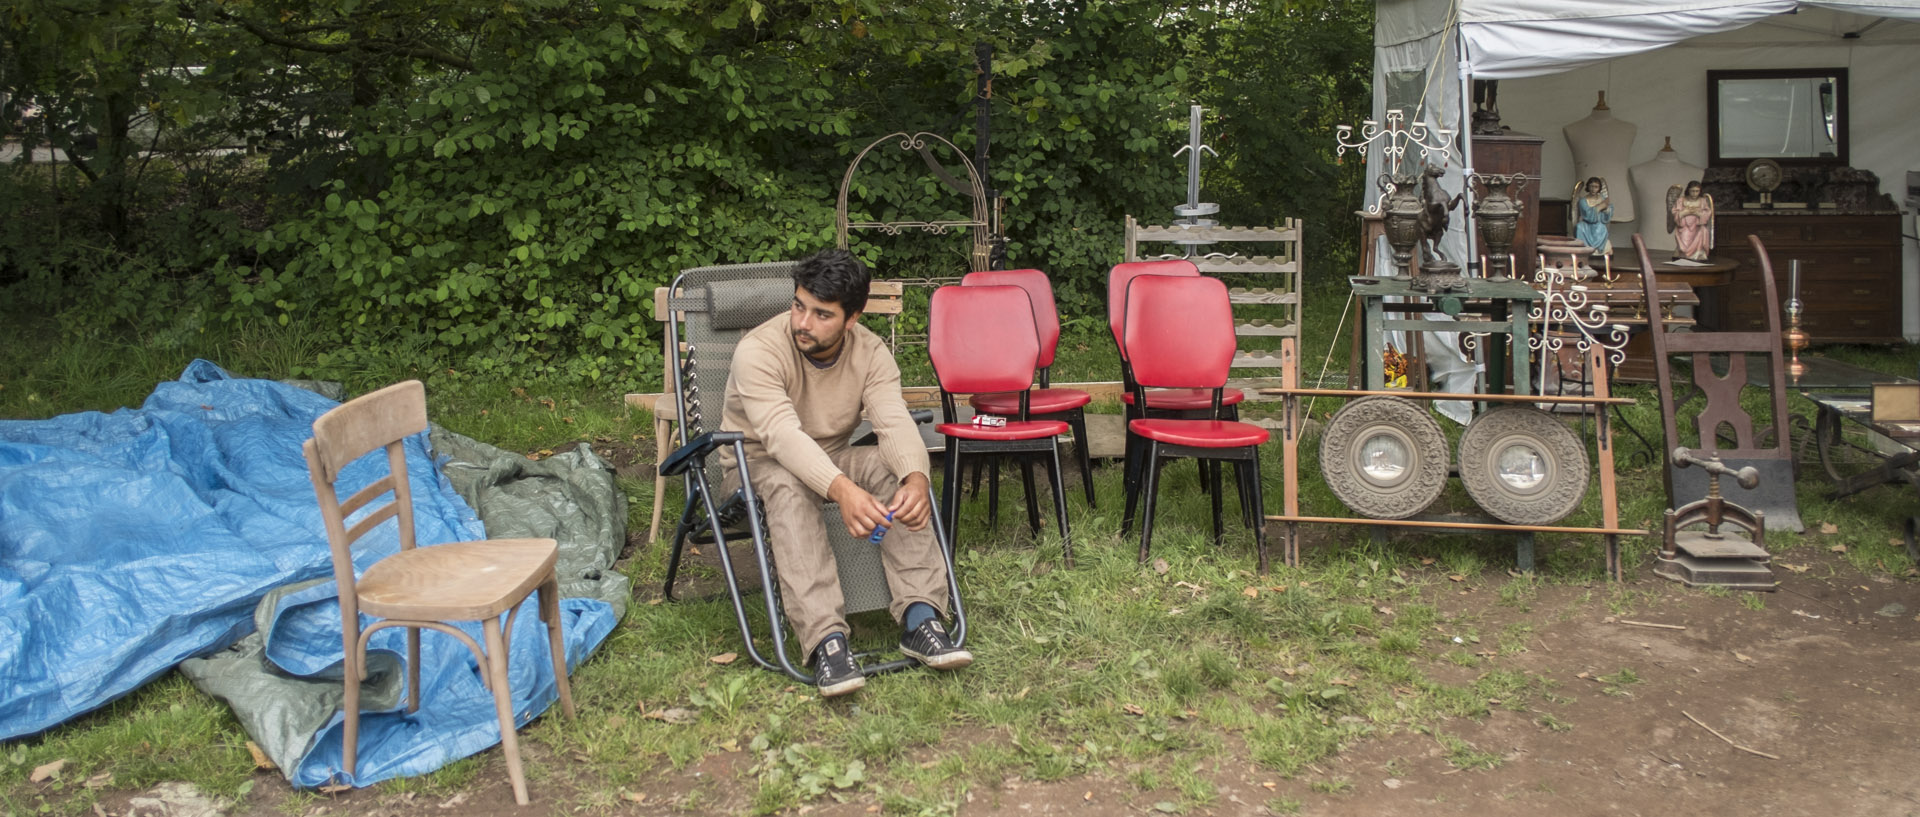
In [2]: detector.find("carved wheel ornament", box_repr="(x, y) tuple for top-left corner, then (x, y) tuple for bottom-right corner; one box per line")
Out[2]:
(1457, 407), (1588, 526)
(1321, 397), (1449, 519)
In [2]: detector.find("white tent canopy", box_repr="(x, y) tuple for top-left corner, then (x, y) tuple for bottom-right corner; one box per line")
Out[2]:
(1368, 0), (1920, 339)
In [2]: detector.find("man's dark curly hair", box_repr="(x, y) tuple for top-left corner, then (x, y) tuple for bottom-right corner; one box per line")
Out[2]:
(792, 248), (869, 316)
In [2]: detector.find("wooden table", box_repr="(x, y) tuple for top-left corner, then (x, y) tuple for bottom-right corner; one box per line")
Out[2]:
(1603, 257), (1737, 332)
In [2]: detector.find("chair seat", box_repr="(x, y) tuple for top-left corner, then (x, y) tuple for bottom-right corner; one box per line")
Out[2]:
(968, 388), (1093, 415)
(937, 420), (1070, 441)
(1122, 388), (1246, 410)
(358, 538), (559, 620)
(1128, 418), (1270, 447)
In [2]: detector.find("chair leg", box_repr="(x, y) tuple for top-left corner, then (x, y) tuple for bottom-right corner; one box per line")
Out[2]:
(406, 627), (421, 713)
(341, 647), (361, 781)
(1047, 442), (1073, 569)
(987, 458), (1001, 530)
(661, 500), (698, 601)
(1020, 457), (1041, 536)
(483, 617), (531, 806)
(1121, 428), (1141, 535)
(1234, 459), (1256, 530)
(1210, 459), (1225, 546)
(1248, 456), (1270, 574)
(540, 578), (577, 719)
(942, 440), (963, 548)
(1138, 442), (1163, 564)
(1068, 409), (1095, 509)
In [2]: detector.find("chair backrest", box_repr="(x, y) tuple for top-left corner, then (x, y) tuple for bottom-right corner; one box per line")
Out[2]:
(1123, 275), (1234, 390)
(1635, 232), (1801, 530)
(1107, 259), (1199, 359)
(662, 262), (804, 482)
(962, 269), (1059, 369)
(304, 380), (429, 592)
(929, 285), (1041, 405)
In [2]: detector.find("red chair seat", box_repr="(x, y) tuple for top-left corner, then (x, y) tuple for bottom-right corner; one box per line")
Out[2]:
(1128, 418), (1270, 447)
(969, 388), (1093, 415)
(937, 420), (1070, 441)
(1121, 388), (1246, 410)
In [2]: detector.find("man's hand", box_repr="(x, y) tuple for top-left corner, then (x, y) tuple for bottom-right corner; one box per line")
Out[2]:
(827, 475), (891, 538)
(887, 472), (933, 531)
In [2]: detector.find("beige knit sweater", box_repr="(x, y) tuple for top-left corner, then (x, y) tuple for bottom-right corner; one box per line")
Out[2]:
(719, 314), (929, 496)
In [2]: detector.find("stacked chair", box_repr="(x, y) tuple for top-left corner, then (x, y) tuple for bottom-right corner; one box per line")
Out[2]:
(1119, 274), (1271, 570)
(960, 269), (1098, 510)
(929, 284), (1075, 567)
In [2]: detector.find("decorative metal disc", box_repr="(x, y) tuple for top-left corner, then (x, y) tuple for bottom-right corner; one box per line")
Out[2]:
(1457, 407), (1589, 526)
(1321, 397), (1449, 520)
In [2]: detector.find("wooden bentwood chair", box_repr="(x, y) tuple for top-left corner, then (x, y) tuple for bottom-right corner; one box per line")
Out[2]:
(304, 380), (574, 806)
(1122, 275), (1271, 571)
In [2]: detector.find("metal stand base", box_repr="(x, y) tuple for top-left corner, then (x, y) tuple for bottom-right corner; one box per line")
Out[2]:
(1653, 553), (1776, 591)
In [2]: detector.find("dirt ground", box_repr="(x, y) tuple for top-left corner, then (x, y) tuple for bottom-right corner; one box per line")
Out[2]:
(76, 536), (1910, 817)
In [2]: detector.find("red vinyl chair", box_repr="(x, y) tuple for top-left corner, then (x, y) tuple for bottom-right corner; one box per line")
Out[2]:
(961, 269), (1097, 509)
(1122, 274), (1269, 572)
(1108, 260), (1246, 531)
(930, 285), (1074, 567)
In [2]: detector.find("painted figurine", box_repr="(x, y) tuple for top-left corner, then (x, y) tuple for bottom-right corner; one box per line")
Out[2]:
(1572, 176), (1612, 256)
(1666, 181), (1715, 262)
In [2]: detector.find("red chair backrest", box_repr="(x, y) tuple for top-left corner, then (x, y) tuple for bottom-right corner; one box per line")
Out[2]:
(1107, 259), (1199, 359)
(1123, 275), (1234, 389)
(929, 285), (1040, 394)
(962, 269), (1059, 368)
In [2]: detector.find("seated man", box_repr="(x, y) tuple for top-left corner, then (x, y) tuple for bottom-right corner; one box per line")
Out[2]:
(718, 248), (972, 696)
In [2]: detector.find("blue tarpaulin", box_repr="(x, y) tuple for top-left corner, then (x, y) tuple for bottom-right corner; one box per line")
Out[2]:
(0, 361), (616, 787)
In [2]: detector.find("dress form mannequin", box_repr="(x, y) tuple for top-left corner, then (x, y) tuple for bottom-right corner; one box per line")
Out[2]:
(1563, 91), (1638, 222)
(1629, 138), (1703, 253)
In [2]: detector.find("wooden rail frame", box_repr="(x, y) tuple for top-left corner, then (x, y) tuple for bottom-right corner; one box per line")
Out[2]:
(1263, 338), (1646, 580)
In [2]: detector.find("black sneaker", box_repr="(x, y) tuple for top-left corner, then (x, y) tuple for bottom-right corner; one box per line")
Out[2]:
(811, 635), (865, 697)
(899, 618), (973, 670)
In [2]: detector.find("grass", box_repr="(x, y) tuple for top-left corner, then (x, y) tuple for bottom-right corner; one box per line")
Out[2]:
(5, 275), (1920, 814)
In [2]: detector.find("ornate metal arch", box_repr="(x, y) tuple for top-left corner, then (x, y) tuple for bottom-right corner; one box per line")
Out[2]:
(835, 132), (993, 271)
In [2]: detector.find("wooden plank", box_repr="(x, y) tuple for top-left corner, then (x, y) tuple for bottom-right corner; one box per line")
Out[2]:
(1199, 257), (1299, 274)
(1131, 224), (1300, 243)
(1234, 320), (1298, 337)
(1231, 351), (1289, 369)
(1227, 288), (1300, 305)
(1257, 387), (1636, 406)
(1262, 514), (1649, 537)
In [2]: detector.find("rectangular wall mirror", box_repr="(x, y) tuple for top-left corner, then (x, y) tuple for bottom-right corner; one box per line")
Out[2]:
(1707, 68), (1847, 166)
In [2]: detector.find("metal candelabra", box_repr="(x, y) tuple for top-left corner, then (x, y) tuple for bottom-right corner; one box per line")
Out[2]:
(1335, 110), (1457, 280)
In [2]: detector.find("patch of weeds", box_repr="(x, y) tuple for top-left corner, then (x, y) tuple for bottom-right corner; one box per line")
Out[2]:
(1598, 667), (1642, 697)
(1779, 689), (1801, 703)
(1248, 716), (1344, 777)
(689, 675), (750, 722)
(1128, 766), (1164, 792)
(1195, 646), (1239, 689)
(1437, 733), (1502, 770)
(1309, 778), (1354, 794)
(1535, 712), (1574, 733)
(1444, 650), (1479, 667)
(1267, 796), (1304, 814)
(1497, 621), (1534, 655)
(750, 742), (866, 814)
(1377, 628), (1422, 655)
(1741, 593), (1766, 611)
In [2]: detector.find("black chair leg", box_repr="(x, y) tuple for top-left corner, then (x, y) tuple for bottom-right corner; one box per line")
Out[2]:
(1020, 456), (1041, 535)
(1068, 409), (1095, 509)
(1046, 443), (1073, 568)
(662, 499), (698, 601)
(987, 458), (1001, 530)
(1122, 424), (1141, 535)
(942, 441), (963, 545)
(1247, 456), (1269, 574)
(1234, 459), (1257, 530)
(1210, 458), (1225, 545)
(1138, 441), (1163, 563)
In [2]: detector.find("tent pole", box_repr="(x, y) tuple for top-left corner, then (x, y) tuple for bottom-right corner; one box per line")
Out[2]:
(1454, 29), (1479, 276)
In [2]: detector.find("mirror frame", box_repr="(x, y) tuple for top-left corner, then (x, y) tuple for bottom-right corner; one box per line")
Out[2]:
(1706, 67), (1848, 167)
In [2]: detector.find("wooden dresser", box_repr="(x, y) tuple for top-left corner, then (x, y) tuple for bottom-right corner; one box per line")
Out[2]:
(1711, 211), (1904, 344)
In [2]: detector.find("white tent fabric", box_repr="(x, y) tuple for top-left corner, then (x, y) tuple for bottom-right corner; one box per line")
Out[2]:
(1366, 0), (1920, 363)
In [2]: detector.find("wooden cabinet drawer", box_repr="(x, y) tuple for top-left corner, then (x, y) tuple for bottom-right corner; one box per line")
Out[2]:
(1717, 214), (1899, 249)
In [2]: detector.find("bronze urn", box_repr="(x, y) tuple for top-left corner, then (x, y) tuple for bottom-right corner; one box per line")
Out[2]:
(1381, 174), (1424, 277)
(1472, 174), (1526, 280)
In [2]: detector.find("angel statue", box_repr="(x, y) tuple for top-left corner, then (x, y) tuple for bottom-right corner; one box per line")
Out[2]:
(1667, 181), (1715, 262)
(1415, 163), (1462, 265)
(1572, 176), (1612, 256)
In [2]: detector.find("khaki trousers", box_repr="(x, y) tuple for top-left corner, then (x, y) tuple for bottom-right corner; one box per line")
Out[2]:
(722, 446), (949, 657)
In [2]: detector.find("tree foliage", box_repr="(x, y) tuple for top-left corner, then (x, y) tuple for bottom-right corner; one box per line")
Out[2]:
(2, 0), (1373, 390)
